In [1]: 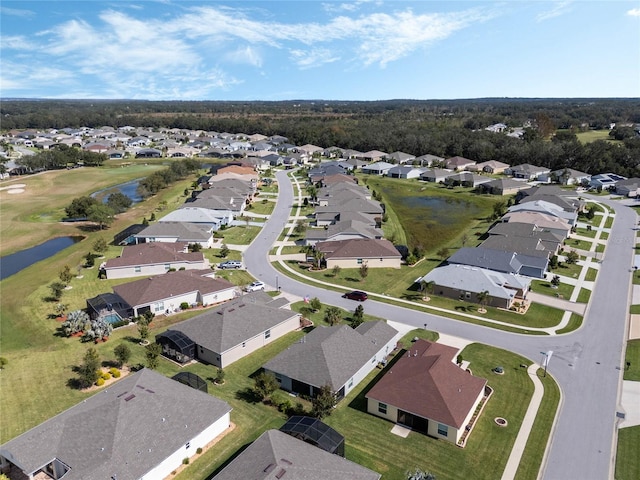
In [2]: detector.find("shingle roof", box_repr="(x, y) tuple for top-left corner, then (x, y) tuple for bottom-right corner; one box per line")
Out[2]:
(105, 242), (205, 269)
(447, 247), (548, 275)
(264, 322), (397, 391)
(305, 220), (382, 242)
(165, 294), (298, 354)
(213, 429), (380, 480)
(366, 340), (486, 428)
(316, 238), (400, 260)
(136, 222), (213, 241)
(112, 270), (235, 307)
(0, 369), (231, 480)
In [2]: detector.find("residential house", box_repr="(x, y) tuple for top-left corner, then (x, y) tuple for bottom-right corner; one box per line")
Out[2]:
(485, 123), (508, 133)
(315, 238), (402, 269)
(589, 172), (627, 190)
(366, 339), (487, 444)
(160, 206), (234, 229)
(386, 165), (425, 179)
(387, 151), (416, 164)
(471, 160), (510, 174)
(507, 199), (578, 225)
(361, 161), (394, 176)
(103, 242), (210, 279)
(264, 321), (400, 401)
(156, 292), (299, 367)
(447, 246), (548, 279)
(445, 156), (476, 171)
(359, 150), (388, 162)
(444, 172), (493, 188)
(0, 368), (232, 480)
(304, 220), (383, 246)
(213, 429), (381, 480)
(135, 148), (162, 158)
(477, 178), (529, 196)
(505, 163), (551, 181)
(314, 197), (383, 227)
(415, 154), (444, 167)
(480, 234), (557, 259)
(613, 178), (640, 197)
(134, 221), (216, 248)
(417, 264), (530, 309)
(501, 210), (572, 239)
(420, 168), (454, 183)
(112, 269), (237, 317)
(542, 168), (591, 186)
(486, 222), (564, 254)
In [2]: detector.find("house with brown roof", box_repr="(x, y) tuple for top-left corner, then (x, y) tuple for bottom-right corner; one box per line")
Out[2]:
(366, 339), (487, 444)
(445, 156), (477, 171)
(471, 160), (510, 174)
(315, 238), (402, 269)
(111, 270), (237, 317)
(103, 242), (210, 279)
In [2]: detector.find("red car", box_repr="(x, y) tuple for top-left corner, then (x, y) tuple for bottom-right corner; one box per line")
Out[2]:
(343, 290), (368, 301)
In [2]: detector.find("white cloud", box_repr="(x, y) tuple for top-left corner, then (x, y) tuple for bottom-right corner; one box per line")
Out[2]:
(536, 1), (573, 22)
(0, 35), (38, 50)
(290, 48), (340, 69)
(224, 46), (264, 67)
(628, 8), (640, 17)
(0, 6), (35, 18)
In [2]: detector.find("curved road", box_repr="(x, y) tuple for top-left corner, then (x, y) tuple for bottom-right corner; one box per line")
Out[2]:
(244, 170), (635, 480)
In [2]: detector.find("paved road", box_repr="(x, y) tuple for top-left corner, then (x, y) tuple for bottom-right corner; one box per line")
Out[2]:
(243, 171), (635, 480)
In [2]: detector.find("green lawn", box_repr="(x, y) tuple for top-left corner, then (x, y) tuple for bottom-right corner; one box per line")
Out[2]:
(629, 305), (640, 315)
(575, 130), (617, 144)
(530, 279), (574, 300)
(605, 216), (614, 228)
(565, 238), (592, 250)
(577, 287), (591, 303)
(555, 313), (584, 335)
(575, 227), (597, 238)
(247, 199), (275, 216)
(215, 225), (261, 245)
(616, 426), (640, 480)
(585, 268), (598, 282)
(623, 339), (640, 381)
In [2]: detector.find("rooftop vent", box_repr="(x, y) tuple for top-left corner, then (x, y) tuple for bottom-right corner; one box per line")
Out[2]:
(263, 464), (275, 473)
(124, 394), (135, 402)
(275, 469), (286, 479)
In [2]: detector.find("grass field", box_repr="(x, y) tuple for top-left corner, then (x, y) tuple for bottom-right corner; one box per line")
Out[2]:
(616, 426), (640, 480)
(623, 339), (640, 381)
(574, 130), (617, 144)
(0, 164), (164, 255)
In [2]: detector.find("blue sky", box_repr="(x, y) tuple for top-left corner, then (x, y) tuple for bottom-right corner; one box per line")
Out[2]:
(1, 1), (639, 100)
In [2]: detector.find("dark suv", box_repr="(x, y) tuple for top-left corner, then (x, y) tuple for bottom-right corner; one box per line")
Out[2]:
(343, 290), (368, 301)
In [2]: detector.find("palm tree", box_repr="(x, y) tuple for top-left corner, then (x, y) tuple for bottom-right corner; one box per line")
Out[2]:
(476, 290), (489, 313)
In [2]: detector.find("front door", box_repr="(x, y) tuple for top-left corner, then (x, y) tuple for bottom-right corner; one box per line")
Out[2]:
(397, 410), (428, 433)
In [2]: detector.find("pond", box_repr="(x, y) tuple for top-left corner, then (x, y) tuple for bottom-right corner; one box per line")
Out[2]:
(0, 236), (83, 281)
(91, 179), (143, 204)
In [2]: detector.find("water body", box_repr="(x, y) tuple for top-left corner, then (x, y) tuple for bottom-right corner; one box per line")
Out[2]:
(0, 236), (83, 281)
(91, 179), (143, 204)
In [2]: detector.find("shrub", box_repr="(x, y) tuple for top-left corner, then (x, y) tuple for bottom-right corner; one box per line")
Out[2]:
(111, 319), (130, 329)
(101, 372), (111, 380)
(279, 399), (292, 414)
(196, 447), (203, 454)
(96, 377), (105, 386)
(182, 458), (189, 465)
(180, 302), (190, 310)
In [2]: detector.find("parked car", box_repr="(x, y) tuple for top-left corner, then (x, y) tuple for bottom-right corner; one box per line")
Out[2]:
(218, 260), (242, 269)
(343, 290), (368, 301)
(245, 281), (265, 292)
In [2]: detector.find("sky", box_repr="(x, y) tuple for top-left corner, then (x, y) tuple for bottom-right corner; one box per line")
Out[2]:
(1, 1), (639, 101)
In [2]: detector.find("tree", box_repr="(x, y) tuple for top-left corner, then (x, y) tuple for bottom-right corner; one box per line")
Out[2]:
(359, 261), (369, 281)
(92, 238), (108, 255)
(188, 243), (202, 252)
(332, 265), (342, 277)
(491, 201), (507, 220)
(549, 255), (559, 269)
(311, 384), (336, 420)
(87, 204), (115, 229)
(220, 243), (230, 258)
(294, 220), (306, 235)
(253, 371), (279, 401)
(309, 297), (322, 312)
(551, 275), (561, 287)
(61, 309), (91, 337)
(49, 281), (66, 301)
(55, 302), (69, 318)
(476, 290), (489, 312)
(324, 306), (343, 326)
(420, 280), (435, 300)
(436, 248), (450, 262)
(138, 319), (150, 341)
(78, 347), (101, 388)
(565, 250), (579, 264)
(58, 264), (73, 284)
(352, 304), (364, 328)
(105, 192), (132, 214)
(65, 196), (99, 219)
(145, 342), (162, 369)
(215, 368), (225, 384)
(461, 232), (469, 247)
(305, 184), (318, 204)
(312, 249), (324, 269)
(114, 343), (131, 368)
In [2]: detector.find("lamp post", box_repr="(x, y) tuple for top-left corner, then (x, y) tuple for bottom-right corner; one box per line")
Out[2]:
(540, 350), (553, 377)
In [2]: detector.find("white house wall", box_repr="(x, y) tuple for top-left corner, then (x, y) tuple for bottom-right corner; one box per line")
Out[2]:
(105, 261), (209, 280)
(201, 287), (237, 307)
(325, 257), (401, 269)
(140, 412), (230, 480)
(344, 333), (399, 396)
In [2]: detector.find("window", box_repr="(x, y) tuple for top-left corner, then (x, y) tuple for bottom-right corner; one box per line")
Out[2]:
(153, 302), (164, 312)
(265, 329), (271, 339)
(357, 258), (363, 265)
(165, 264), (171, 271)
(465, 292), (471, 299)
(275, 373), (282, 383)
(348, 378), (353, 388)
(134, 266), (141, 273)
(372, 356), (376, 364)
(437, 423), (448, 436)
(378, 402), (387, 414)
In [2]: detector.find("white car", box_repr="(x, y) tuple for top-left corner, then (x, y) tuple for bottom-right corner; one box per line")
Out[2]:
(245, 281), (265, 292)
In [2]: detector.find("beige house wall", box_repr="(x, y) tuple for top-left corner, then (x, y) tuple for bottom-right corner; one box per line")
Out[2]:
(325, 257), (401, 269)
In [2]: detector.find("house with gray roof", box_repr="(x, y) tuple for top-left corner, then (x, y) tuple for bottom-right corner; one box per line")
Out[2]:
(419, 168), (454, 183)
(264, 321), (400, 401)
(314, 198), (383, 226)
(487, 222), (564, 252)
(542, 168), (591, 186)
(304, 220), (383, 246)
(504, 163), (551, 181)
(613, 177), (640, 197)
(444, 172), (493, 188)
(386, 165), (425, 179)
(103, 242), (210, 279)
(112, 269), (237, 317)
(417, 264), (530, 309)
(315, 238), (402, 269)
(480, 234), (557, 259)
(387, 151), (416, 164)
(477, 178), (529, 196)
(134, 221), (216, 247)
(361, 161), (394, 175)
(472, 160), (510, 174)
(415, 154), (444, 167)
(213, 429), (380, 480)
(161, 206), (234, 228)
(589, 172), (626, 190)
(366, 339), (487, 444)
(157, 292), (299, 367)
(447, 246), (549, 279)
(507, 199), (578, 225)
(445, 156), (476, 171)
(0, 368), (232, 480)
